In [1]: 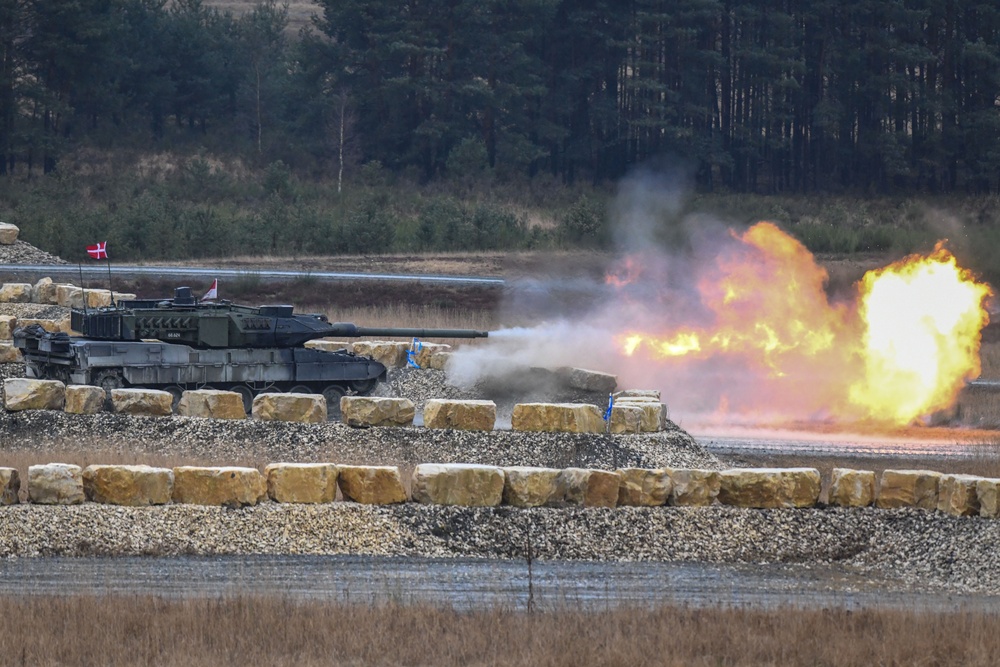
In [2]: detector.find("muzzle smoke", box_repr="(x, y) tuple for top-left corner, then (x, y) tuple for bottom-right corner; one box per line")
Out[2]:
(448, 166), (991, 429)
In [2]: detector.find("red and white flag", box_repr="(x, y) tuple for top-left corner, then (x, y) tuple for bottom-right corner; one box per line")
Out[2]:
(86, 241), (108, 260)
(202, 279), (218, 301)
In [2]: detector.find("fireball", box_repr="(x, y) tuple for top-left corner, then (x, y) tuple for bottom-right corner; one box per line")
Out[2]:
(612, 223), (991, 426)
(849, 244), (991, 423)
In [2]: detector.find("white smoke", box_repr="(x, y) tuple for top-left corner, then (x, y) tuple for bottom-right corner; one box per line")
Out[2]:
(447, 161), (751, 424)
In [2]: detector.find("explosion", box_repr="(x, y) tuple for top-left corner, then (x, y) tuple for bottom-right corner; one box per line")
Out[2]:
(615, 223), (991, 426)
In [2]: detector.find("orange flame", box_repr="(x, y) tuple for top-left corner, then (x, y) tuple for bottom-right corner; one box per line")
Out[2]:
(849, 243), (991, 423)
(605, 256), (642, 287)
(614, 222), (991, 426)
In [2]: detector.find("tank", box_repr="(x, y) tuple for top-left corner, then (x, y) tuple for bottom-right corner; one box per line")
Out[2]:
(13, 286), (489, 416)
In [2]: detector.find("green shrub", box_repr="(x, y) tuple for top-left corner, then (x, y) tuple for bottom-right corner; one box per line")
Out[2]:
(560, 196), (607, 247)
(345, 197), (397, 254)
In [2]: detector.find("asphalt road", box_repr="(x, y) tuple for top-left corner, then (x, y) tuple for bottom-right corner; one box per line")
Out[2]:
(0, 264), (506, 286)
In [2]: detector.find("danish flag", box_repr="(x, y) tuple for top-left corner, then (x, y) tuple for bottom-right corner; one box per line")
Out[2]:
(202, 279), (218, 301)
(86, 242), (108, 260)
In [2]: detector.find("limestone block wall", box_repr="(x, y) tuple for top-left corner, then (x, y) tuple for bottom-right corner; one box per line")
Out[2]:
(4, 463), (1000, 521)
(5, 378), (665, 434)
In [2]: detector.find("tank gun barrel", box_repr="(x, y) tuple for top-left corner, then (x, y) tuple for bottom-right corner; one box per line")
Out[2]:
(324, 324), (489, 339)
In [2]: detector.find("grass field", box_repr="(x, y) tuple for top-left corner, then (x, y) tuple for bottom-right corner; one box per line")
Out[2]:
(2, 595), (999, 666)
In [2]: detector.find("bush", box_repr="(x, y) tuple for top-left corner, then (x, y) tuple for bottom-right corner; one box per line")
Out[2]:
(561, 196), (607, 247)
(345, 197), (396, 254)
(470, 204), (525, 250)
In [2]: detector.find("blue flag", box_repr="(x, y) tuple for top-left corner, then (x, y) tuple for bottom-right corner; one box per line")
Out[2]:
(603, 393), (614, 421)
(406, 338), (423, 368)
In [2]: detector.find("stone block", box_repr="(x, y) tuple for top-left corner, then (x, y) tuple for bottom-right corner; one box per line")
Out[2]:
(32, 278), (57, 304)
(617, 468), (672, 507)
(667, 468), (721, 506)
(412, 464), (505, 507)
(938, 474), (982, 517)
(83, 289), (114, 308)
(608, 404), (644, 434)
(179, 389), (247, 420)
(555, 367), (618, 393)
(829, 468), (876, 507)
(615, 389), (661, 401)
(0, 468), (20, 505)
(876, 470), (942, 510)
(55, 284), (84, 309)
(428, 351), (452, 370)
(111, 388), (172, 416)
(252, 393), (327, 423)
(65, 385), (106, 414)
(265, 463), (338, 504)
(411, 342), (451, 369)
(337, 465), (407, 504)
(502, 467), (562, 507)
(615, 399), (667, 432)
(0, 222), (19, 244)
(0, 342), (21, 363)
(172, 466), (267, 507)
(0, 315), (17, 339)
(304, 340), (353, 352)
(511, 403), (604, 434)
(0, 283), (31, 303)
(977, 479), (1000, 518)
(17, 316), (73, 334)
(554, 468), (620, 507)
(341, 396), (414, 427)
(3, 378), (65, 411)
(422, 399), (496, 431)
(28, 463), (85, 505)
(83, 465), (174, 506)
(352, 341), (408, 368)
(718, 468), (821, 509)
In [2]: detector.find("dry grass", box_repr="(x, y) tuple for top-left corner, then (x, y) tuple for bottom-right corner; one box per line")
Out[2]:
(205, 0), (318, 33)
(318, 303), (501, 340)
(1, 595), (998, 666)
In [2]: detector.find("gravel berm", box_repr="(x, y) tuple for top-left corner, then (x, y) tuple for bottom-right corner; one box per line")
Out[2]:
(1, 366), (998, 597)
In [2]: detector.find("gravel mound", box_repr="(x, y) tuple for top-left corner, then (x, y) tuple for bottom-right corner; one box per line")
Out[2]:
(0, 240), (66, 265)
(3, 366), (997, 598)
(0, 304), (68, 319)
(0, 503), (998, 595)
(0, 408), (718, 471)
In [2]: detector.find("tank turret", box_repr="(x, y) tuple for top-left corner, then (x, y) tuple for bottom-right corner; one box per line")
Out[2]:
(70, 286), (489, 348)
(15, 286), (489, 418)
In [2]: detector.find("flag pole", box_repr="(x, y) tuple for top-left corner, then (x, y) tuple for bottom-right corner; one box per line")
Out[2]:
(78, 263), (87, 314)
(106, 257), (114, 306)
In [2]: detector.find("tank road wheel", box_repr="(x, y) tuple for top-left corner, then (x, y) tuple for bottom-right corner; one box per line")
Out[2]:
(322, 386), (345, 422)
(288, 384), (313, 395)
(94, 369), (124, 393)
(348, 378), (378, 395)
(228, 385), (254, 414)
(94, 369), (124, 410)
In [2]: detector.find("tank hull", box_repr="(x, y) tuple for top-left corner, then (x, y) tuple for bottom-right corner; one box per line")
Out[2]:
(14, 328), (387, 415)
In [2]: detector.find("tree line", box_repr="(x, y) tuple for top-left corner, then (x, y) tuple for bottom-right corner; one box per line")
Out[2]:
(2, 0), (999, 194)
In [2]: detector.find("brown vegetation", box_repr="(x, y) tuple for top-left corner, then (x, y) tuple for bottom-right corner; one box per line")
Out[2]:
(2, 595), (998, 666)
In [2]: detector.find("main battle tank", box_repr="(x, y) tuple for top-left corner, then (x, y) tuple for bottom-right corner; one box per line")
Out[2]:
(13, 286), (488, 416)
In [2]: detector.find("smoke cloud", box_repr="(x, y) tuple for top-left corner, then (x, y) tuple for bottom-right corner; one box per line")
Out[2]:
(447, 162), (988, 429)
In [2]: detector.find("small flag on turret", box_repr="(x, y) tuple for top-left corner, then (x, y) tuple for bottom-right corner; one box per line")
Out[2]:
(203, 279), (218, 301)
(86, 242), (107, 260)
